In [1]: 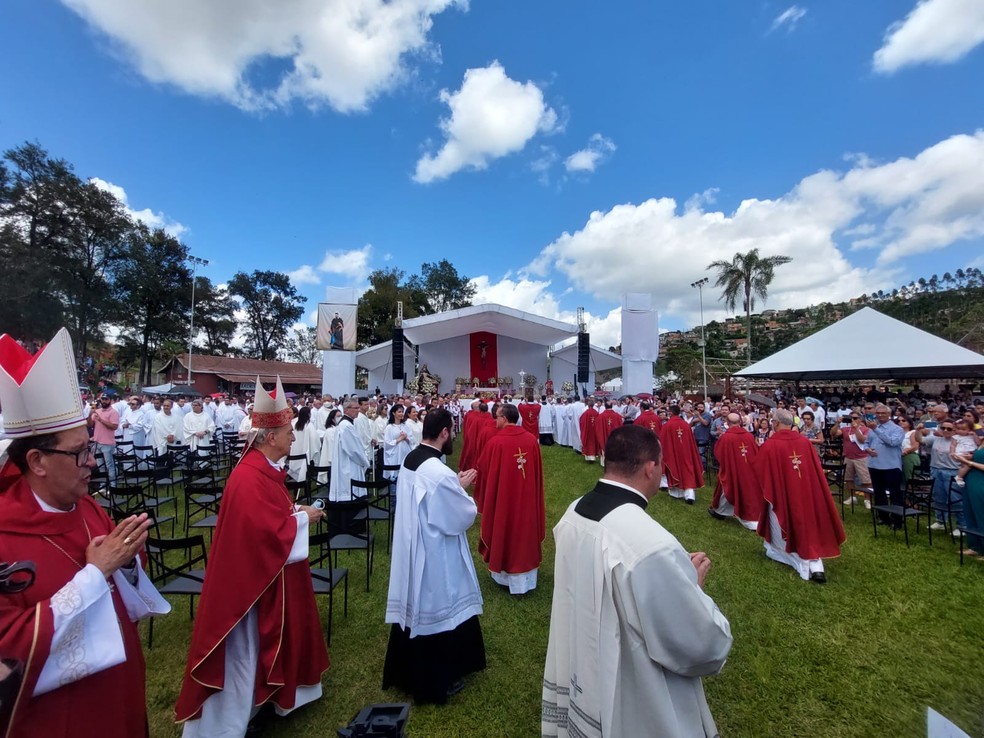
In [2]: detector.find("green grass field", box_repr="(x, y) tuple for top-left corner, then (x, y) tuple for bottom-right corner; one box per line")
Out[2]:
(145, 444), (984, 737)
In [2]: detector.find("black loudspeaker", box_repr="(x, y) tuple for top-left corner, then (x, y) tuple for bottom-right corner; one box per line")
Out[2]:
(392, 328), (404, 380)
(577, 332), (590, 383)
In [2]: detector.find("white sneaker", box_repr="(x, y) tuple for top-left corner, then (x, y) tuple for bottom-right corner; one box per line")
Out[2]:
(952, 528), (963, 538)
(954, 478), (965, 487)
(930, 522), (946, 531)
(864, 499), (872, 510)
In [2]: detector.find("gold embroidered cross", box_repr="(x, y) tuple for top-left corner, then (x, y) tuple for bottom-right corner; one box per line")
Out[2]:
(790, 451), (802, 478)
(514, 448), (528, 479)
(739, 442), (748, 462)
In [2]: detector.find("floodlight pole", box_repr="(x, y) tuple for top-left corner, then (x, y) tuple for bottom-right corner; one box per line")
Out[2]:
(691, 278), (709, 404)
(187, 255), (209, 386)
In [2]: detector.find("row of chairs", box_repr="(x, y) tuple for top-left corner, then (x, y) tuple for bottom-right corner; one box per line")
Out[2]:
(117, 456), (400, 649)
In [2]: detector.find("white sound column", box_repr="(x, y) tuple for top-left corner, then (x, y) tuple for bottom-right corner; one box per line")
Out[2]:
(621, 293), (659, 396)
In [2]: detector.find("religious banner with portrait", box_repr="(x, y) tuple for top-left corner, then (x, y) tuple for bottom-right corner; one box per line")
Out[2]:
(470, 331), (498, 385)
(316, 303), (357, 351)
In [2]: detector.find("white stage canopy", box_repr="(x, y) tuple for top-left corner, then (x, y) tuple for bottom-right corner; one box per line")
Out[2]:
(550, 342), (621, 391)
(401, 304), (578, 395)
(734, 307), (984, 381)
(357, 340), (417, 395)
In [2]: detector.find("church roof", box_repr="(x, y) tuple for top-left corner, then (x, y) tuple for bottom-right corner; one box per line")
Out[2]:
(401, 303), (577, 346)
(157, 354), (322, 384)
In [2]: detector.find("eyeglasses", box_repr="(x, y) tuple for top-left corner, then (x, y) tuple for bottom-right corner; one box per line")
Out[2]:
(38, 446), (93, 467)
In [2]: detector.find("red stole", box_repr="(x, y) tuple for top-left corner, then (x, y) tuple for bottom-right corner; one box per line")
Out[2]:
(0, 468), (148, 738)
(594, 409), (624, 454)
(175, 449), (329, 722)
(755, 430), (846, 559)
(658, 416), (705, 489)
(475, 426), (545, 573)
(711, 426), (764, 523)
(579, 408), (600, 456)
(518, 403), (541, 437)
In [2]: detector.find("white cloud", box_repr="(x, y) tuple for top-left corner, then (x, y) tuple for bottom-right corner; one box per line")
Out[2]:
(60, 0), (464, 112)
(769, 6), (807, 33)
(469, 275), (622, 348)
(873, 0), (984, 73)
(287, 264), (321, 286)
(413, 61), (558, 183)
(565, 134), (616, 174)
(89, 177), (187, 237)
(317, 243), (373, 281)
(528, 130), (984, 325)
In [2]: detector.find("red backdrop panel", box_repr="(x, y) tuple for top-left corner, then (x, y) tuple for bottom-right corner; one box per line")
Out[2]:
(470, 332), (498, 384)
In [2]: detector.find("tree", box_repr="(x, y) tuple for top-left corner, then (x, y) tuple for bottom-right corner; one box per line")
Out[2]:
(356, 268), (428, 349)
(0, 142), (81, 341)
(284, 326), (322, 367)
(706, 248), (792, 363)
(228, 270), (306, 360)
(406, 259), (476, 313)
(114, 226), (192, 384)
(192, 276), (238, 355)
(58, 180), (132, 358)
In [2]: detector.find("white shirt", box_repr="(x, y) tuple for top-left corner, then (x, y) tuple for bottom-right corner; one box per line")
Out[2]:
(329, 418), (370, 501)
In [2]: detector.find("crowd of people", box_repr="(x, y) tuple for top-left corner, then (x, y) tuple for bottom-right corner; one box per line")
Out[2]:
(2, 325), (982, 738)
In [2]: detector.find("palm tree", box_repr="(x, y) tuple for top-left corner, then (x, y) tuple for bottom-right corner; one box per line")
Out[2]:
(706, 248), (792, 363)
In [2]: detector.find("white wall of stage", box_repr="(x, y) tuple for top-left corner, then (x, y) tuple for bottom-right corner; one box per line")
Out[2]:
(621, 293), (659, 396)
(417, 334), (549, 395)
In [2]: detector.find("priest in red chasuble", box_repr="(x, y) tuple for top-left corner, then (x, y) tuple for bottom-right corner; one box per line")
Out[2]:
(475, 404), (545, 594)
(755, 409), (845, 584)
(176, 376), (330, 735)
(0, 328), (170, 738)
(594, 401), (624, 467)
(635, 401), (662, 435)
(710, 414), (764, 530)
(659, 405), (705, 503)
(458, 400), (493, 474)
(518, 393), (541, 438)
(578, 398), (600, 462)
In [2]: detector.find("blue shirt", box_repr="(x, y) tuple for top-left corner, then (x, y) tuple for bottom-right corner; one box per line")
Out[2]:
(866, 420), (904, 470)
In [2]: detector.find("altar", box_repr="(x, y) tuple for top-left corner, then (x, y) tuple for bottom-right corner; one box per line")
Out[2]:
(400, 303), (578, 397)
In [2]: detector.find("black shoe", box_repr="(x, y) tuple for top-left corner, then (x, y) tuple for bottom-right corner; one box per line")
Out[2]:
(686, 499), (695, 505)
(708, 507), (728, 520)
(446, 678), (466, 698)
(809, 572), (827, 584)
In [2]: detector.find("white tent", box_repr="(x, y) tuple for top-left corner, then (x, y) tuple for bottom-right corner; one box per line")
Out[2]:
(550, 342), (621, 391)
(356, 340), (417, 395)
(734, 307), (984, 381)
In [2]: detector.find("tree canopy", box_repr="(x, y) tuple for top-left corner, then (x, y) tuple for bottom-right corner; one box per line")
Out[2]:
(228, 270), (307, 360)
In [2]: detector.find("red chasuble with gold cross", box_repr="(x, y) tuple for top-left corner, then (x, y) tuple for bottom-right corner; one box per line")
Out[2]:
(711, 425), (765, 524)
(754, 429), (845, 559)
(475, 426), (545, 576)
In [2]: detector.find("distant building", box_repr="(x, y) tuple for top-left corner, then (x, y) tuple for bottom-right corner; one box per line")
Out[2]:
(156, 354), (322, 396)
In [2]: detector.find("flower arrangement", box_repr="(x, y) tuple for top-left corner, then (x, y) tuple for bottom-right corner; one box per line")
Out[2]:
(488, 377), (497, 386)
(562, 381), (574, 393)
(524, 374), (537, 387)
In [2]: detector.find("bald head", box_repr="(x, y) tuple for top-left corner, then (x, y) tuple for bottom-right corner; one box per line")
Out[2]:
(727, 412), (741, 425)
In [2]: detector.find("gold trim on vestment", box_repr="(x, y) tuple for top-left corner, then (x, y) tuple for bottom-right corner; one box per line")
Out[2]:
(7, 602), (42, 733)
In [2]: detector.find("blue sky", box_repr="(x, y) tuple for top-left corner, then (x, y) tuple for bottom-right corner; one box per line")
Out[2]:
(2, 0), (982, 348)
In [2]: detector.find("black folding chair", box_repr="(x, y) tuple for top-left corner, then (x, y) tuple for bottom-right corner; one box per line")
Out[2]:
(324, 492), (375, 592)
(144, 535), (208, 647)
(308, 531), (349, 645)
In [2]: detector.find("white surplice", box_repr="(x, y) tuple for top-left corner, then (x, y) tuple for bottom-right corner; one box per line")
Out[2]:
(542, 485), (732, 738)
(183, 410), (216, 452)
(328, 418), (369, 501)
(316, 425), (339, 484)
(385, 448), (483, 637)
(382, 423), (413, 479)
(151, 410), (184, 455)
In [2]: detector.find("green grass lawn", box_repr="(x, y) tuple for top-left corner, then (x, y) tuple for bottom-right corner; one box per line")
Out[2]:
(145, 445), (984, 737)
